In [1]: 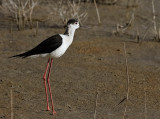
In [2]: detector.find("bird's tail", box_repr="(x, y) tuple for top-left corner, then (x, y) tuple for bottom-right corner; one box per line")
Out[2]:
(9, 53), (28, 58)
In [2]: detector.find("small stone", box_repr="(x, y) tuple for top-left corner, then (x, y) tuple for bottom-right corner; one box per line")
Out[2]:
(116, 49), (120, 51)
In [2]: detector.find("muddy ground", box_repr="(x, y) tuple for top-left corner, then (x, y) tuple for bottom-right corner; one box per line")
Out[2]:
(1, 1), (160, 119)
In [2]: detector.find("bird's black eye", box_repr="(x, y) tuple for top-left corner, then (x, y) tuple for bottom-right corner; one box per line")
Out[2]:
(75, 22), (77, 24)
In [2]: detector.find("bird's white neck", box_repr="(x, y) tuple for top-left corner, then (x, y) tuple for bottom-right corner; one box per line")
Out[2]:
(64, 27), (76, 38)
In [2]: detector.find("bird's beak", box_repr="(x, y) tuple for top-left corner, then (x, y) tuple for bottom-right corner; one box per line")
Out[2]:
(79, 23), (82, 28)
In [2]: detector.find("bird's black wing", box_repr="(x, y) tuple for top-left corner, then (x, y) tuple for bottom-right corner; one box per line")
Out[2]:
(10, 34), (62, 58)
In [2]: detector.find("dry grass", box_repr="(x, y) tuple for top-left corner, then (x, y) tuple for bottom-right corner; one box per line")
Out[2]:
(93, 0), (101, 24)
(139, 0), (160, 42)
(151, 0), (160, 41)
(47, 0), (88, 25)
(113, 0), (160, 42)
(0, 0), (38, 30)
(113, 5), (136, 35)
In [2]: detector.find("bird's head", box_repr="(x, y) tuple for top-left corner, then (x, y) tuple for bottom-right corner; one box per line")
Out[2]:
(66, 19), (80, 30)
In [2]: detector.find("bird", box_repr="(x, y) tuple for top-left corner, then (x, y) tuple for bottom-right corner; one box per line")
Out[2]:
(9, 18), (80, 114)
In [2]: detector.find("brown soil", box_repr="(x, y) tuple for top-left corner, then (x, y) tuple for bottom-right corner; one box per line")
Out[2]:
(0, 1), (160, 119)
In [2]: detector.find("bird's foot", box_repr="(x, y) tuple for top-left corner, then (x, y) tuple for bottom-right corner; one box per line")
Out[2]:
(52, 110), (56, 115)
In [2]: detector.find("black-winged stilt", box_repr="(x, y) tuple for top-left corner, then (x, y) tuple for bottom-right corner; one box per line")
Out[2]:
(10, 19), (80, 114)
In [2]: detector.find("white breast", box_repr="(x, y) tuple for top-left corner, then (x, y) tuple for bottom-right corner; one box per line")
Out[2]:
(50, 34), (73, 58)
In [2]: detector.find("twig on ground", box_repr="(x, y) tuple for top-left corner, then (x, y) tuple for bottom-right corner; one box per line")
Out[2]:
(122, 42), (130, 119)
(94, 88), (99, 119)
(144, 78), (147, 119)
(11, 85), (13, 119)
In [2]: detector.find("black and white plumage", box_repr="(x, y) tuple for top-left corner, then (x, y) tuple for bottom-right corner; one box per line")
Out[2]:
(10, 19), (80, 115)
(10, 18), (80, 58)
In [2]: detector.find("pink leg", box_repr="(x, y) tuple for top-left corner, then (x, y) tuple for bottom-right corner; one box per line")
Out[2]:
(47, 58), (56, 114)
(43, 58), (50, 111)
